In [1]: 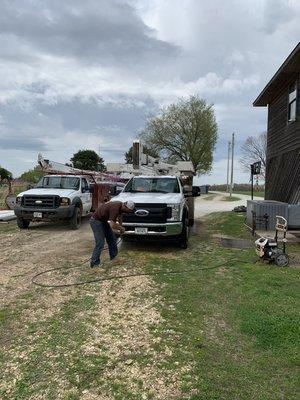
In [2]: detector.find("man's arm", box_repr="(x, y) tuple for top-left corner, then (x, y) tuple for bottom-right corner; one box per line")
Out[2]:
(108, 220), (123, 231)
(109, 221), (125, 234)
(108, 204), (125, 233)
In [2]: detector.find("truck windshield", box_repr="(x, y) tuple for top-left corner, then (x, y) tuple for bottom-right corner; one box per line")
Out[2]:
(124, 177), (180, 193)
(36, 176), (80, 190)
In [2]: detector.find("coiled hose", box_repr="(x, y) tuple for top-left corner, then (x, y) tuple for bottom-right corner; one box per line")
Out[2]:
(30, 238), (257, 289)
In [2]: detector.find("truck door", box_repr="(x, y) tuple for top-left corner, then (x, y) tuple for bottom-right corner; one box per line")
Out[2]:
(81, 178), (92, 214)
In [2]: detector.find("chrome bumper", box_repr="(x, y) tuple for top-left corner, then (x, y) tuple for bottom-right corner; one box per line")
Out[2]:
(14, 205), (75, 220)
(123, 222), (182, 236)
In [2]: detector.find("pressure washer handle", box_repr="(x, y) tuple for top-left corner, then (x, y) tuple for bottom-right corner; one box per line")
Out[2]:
(275, 215), (288, 232)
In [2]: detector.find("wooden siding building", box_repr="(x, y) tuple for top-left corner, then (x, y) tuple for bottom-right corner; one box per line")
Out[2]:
(254, 43), (300, 204)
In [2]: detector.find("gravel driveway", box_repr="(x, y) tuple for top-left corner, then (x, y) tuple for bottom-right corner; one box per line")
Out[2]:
(194, 191), (262, 218)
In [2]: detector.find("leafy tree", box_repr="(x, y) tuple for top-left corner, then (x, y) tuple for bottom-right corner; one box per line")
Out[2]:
(0, 166), (13, 195)
(0, 166), (12, 182)
(141, 95), (218, 174)
(20, 167), (44, 183)
(70, 149), (106, 172)
(125, 145), (159, 164)
(239, 132), (267, 179)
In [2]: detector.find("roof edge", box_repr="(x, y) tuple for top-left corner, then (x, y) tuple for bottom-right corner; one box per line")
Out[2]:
(253, 42), (300, 107)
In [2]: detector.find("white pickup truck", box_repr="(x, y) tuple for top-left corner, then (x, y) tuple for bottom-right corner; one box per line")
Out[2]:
(114, 175), (199, 248)
(14, 175), (93, 229)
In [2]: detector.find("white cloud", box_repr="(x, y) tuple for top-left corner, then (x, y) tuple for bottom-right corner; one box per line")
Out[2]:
(0, 54), (259, 108)
(0, 0), (299, 183)
(195, 158), (249, 185)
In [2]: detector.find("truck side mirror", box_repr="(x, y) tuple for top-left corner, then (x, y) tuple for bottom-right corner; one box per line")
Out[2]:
(89, 184), (95, 193)
(183, 185), (191, 197)
(192, 186), (201, 197)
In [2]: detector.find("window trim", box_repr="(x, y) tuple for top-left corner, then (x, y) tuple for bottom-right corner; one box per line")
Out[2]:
(288, 81), (297, 123)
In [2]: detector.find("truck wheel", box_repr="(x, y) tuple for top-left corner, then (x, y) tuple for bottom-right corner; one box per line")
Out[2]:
(275, 252), (289, 267)
(17, 217), (30, 229)
(70, 207), (81, 230)
(188, 218), (194, 227)
(178, 216), (189, 249)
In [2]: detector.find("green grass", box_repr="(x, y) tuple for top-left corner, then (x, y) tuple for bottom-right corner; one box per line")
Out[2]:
(0, 221), (18, 234)
(222, 195), (241, 202)
(205, 211), (249, 239)
(145, 213), (300, 399)
(1, 212), (299, 399)
(1, 294), (108, 400)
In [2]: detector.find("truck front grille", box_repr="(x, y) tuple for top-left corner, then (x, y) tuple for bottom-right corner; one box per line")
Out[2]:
(122, 203), (170, 224)
(23, 195), (60, 208)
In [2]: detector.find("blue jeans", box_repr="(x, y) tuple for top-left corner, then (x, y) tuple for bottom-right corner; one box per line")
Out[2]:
(90, 219), (118, 266)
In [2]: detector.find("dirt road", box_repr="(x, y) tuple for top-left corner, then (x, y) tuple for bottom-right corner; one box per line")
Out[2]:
(194, 191), (261, 218)
(0, 193), (256, 298)
(0, 219), (189, 399)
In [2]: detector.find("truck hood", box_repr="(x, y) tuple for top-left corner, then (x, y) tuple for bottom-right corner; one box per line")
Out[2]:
(18, 188), (76, 197)
(114, 192), (183, 204)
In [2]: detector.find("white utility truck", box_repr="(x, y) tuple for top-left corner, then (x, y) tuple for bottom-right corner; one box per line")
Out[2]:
(14, 155), (121, 229)
(106, 140), (200, 248)
(114, 175), (199, 248)
(14, 174), (93, 229)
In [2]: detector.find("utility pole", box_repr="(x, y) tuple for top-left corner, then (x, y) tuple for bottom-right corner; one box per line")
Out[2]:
(251, 164), (254, 200)
(229, 132), (235, 197)
(226, 140), (231, 192)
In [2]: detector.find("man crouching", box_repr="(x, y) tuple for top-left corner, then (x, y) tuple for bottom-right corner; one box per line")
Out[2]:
(90, 200), (135, 268)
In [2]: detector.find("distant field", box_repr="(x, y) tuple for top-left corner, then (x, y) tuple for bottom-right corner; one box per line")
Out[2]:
(208, 190), (265, 199)
(233, 191), (265, 198)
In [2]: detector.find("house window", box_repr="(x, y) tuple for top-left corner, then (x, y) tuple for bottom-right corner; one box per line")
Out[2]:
(288, 82), (297, 122)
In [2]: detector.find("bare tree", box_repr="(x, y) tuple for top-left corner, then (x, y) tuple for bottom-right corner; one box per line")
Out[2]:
(239, 132), (267, 179)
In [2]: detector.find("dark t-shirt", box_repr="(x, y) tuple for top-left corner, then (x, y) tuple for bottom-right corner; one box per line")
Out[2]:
(92, 201), (122, 222)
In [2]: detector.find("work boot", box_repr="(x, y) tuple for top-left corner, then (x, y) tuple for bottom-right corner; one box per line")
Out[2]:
(90, 262), (104, 269)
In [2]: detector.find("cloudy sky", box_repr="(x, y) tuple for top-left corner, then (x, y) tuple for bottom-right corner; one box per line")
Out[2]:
(0, 0), (299, 183)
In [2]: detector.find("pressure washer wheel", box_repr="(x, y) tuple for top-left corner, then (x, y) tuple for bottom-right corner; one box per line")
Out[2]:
(275, 252), (289, 267)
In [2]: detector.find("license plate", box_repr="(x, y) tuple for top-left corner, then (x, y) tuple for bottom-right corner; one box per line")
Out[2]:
(33, 212), (43, 218)
(135, 227), (148, 235)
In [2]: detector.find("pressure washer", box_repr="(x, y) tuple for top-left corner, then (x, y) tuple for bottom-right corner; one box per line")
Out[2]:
(255, 215), (289, 267)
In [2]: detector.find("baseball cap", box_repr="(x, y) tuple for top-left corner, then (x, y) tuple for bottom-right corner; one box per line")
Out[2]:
(124, 200), (135, 210)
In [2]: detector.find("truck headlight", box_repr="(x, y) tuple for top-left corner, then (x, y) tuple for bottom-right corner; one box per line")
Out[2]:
(60, 197), (70, 206)
(167, 204), (181, 221)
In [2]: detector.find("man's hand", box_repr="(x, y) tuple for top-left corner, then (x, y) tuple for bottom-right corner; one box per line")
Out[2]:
(109, 220), (125, 234)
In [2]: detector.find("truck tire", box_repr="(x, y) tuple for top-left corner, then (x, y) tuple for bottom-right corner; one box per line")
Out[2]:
(188, 218), (194, 227)
(70, 206), (82, 230)
(178, 214), (189, 249)
(17, 217), (30, 229)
